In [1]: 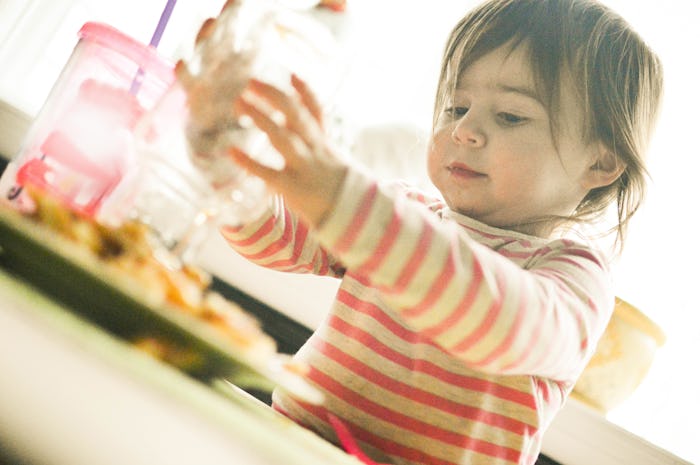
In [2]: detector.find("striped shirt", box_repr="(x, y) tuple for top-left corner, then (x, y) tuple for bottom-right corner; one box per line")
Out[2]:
(222, 168), (615, 465)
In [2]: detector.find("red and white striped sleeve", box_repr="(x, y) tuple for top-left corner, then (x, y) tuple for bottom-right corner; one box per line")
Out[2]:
(313, 169), (615, 381)
(220, 195), (346, 278)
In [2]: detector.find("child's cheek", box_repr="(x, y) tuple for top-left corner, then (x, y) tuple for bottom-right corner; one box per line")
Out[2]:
(426, 135), (448, 183)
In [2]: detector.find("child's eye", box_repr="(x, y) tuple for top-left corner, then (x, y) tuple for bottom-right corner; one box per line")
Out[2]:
(497, 112), (528, 125)
(444, 106), (469, 118)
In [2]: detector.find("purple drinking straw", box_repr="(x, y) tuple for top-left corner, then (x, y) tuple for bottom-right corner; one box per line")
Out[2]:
(129, 0), (178, 94)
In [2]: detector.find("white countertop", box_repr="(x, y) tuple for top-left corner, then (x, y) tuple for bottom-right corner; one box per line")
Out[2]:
(0, 269), (359, 465)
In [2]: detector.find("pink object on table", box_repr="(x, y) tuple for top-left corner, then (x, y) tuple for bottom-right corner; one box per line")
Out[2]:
(4, 22), (174, 219)
(327, 413), (391, 465)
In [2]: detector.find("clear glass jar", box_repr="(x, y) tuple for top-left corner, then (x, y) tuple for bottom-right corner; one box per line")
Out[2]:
(179, 0), (280, 197)
(129, 0), (333, 262)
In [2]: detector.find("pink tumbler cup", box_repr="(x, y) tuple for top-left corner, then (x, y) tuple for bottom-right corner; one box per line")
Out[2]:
(2, 22), (174, 219)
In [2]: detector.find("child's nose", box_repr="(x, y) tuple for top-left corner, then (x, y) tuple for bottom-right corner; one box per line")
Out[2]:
(451, 113), (486, 147)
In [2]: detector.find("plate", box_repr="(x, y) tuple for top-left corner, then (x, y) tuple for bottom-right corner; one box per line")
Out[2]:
(0, 205), (321, 403)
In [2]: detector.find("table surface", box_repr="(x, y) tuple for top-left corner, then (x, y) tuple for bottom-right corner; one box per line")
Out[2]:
(0, 269), (360, 465)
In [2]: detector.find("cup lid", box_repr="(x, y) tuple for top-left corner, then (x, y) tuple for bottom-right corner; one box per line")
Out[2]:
(78, 22), (174, 83)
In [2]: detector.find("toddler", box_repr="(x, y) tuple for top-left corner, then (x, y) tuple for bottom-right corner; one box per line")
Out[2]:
(209, 0), (663, 464)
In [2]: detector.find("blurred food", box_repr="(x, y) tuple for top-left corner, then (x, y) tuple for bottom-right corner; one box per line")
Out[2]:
(132, 336), (205, 371)
(22, 187), (277, 366)
(572, 297), (666, 413)
(317, 0), (346, 12)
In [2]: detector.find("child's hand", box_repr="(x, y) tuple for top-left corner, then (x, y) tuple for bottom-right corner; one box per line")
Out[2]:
(229, 75), (348, 227)
(173, 0), (238, 87)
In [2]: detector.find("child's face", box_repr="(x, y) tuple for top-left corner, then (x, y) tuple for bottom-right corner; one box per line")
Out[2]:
(428, 43), (602, 236)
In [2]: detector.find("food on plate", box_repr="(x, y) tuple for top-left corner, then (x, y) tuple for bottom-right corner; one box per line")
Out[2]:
(20, 186), (277, 365)
(317, 0), (346, 12)
(132, 336), (205, 371)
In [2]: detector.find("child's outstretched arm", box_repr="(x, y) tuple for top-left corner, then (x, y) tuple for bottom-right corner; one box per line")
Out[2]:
(221, 76), (350, 278)
(176, 2), (346, 278)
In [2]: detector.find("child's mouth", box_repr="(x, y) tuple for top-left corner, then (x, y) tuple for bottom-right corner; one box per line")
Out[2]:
(447, 163), (487, 179)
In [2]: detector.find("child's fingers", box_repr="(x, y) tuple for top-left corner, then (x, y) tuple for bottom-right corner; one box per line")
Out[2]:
(175, 60), (194, 89)
(195, 0), (236, 46)
(246, 79), (321, 147)
(195, 17), (217, 45)
(234, 95), (306, 164)
(221, 0), (238, 13)
(228, 146), (279, 185)
(291, 74), (323, 127)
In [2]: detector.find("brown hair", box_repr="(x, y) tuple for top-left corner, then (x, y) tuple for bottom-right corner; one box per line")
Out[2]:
(434, 0), (664, 250)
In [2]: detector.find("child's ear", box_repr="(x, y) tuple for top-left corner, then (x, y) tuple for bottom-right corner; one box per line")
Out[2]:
(583, 144), (626, 189)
